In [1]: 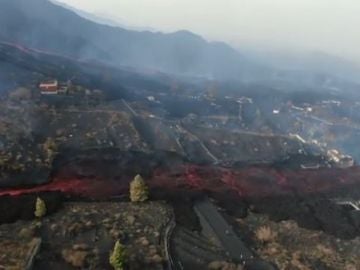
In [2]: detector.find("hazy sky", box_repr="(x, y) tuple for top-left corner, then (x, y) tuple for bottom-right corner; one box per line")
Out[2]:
(57, 0), (360, 61)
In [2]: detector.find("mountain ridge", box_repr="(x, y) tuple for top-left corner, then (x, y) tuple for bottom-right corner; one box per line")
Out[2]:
(51, 0), (157, 32)
(0, 0), (257, 79)
(1, 0), (359, 87)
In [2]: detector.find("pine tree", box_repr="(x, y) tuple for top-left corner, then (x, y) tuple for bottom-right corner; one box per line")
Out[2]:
(109, 240), (126, 270)
(129, 174), (149, 202)
(34, 197), (46, 218)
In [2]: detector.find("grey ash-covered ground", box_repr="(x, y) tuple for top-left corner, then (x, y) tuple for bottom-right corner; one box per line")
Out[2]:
(0, 43), (360, 270)
(1, 41), (358, 188)
(235, 212), (360, 270)
(0, 201), (172, 270)
(0, 99), (58, 188)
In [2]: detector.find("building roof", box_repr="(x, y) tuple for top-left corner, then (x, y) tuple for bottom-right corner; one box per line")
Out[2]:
(39, 80), (58, 88)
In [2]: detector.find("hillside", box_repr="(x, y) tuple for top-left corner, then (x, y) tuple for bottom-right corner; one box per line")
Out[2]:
(0, 0), (261, 79)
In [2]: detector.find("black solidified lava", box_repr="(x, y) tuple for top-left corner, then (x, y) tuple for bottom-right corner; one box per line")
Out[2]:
(51, 148), (186, 179)
(151, 187), (202, 231)
(0, 168), (51, 189)
(0, 192), (63, 224)
(1, 147), (360, 240)
(246, 185), (360, 240)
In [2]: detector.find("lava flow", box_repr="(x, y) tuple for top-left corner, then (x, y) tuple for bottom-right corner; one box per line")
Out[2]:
(1, 164), (360, 199)
(0, 177), (125, 198)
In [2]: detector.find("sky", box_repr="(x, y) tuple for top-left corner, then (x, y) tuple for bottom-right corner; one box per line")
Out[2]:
(56, 0), (360, 62)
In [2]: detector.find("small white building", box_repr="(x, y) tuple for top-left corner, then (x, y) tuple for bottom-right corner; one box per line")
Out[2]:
(39, 80), (58, 95)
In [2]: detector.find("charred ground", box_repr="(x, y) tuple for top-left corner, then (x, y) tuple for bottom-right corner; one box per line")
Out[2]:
(0, 42), (360, 269)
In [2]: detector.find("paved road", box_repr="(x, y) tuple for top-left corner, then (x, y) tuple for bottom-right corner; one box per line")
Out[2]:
(194, 198), (253, 263)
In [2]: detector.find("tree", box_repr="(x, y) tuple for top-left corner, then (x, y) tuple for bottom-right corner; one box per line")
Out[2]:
(34, 197), (46, 218)
(109, 240), (126, 270)
(129, 174), (149, 202)
(255, 226), (277, 244)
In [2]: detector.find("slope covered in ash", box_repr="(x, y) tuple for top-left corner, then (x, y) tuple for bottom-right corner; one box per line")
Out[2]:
(0, 41), (173, 98)
(0, 37), (360, 257)
(0, 42), (333, 189)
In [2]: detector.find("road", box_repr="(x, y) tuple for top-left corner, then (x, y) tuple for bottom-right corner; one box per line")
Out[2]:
(121, 99), (138, 116)
(175, 125), (219, 164)
(194, 198), (253, 263)
(164, 212), (176, 270)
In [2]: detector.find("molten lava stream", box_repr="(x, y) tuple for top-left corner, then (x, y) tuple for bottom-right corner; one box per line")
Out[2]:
(1, 165), (360, 199)
(0, 177), (124, 198)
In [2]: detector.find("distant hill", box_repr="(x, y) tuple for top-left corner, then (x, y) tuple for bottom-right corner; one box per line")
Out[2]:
(1, 0), (359, 88)
(245, 49), (360, 84)
(0, 0), (261, 80)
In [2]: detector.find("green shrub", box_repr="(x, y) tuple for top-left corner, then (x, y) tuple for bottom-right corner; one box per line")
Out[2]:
(109, 240), (126, 270)
(34, 197), (46, 218)
(129, 174), (149, 202)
